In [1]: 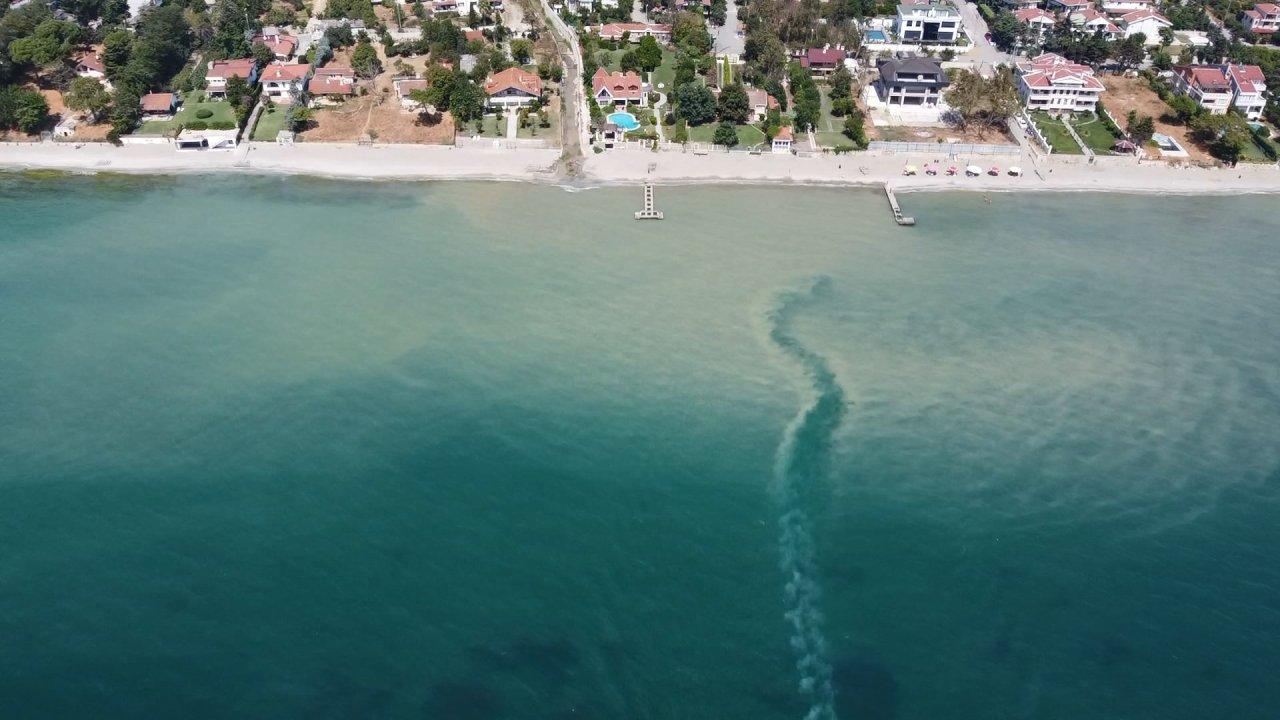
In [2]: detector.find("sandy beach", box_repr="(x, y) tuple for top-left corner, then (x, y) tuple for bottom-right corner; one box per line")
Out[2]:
(2, 140), (1278, 194)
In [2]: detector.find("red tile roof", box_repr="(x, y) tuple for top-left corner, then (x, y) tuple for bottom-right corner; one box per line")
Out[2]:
(774, 126), (793, 142)
(1015, 8), (1055, 22)
(592, 68), (644, 100)
(1176, 65), (1231, 92)
(207, 58), (256, 80)
(598, 22), (671, 39)
(804, 47), (846, 66)
(75, 52), (105, 73)
(484, 66), (542, 97)
(1017, 52), (1105, 91)
(1227, 63), (1266, 93)
(1119, 8), (1170, 24)
(260, 63), (310, 82)
(139, 92), (173, 112)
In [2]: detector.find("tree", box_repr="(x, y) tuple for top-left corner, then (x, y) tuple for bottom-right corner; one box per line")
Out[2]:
(102, 29), (133, 80)
(634, 35), (663, 72)
(1167, 93), (1201, 124)
(225, 74), (250, 108)
(717, 82), (750, 122)
(448, 71), (485, 121)
(0, 86), (49, 133)
(1125, 110), (1154, 145)
(66, 76), (112, 119)
(510, 38), (533, 65)
(944, 68), (1020, 132)
(324, 24), (355, 49)
(671, 11), (712, 56)
(289, 105), (314, 130)
(8, 19), (82, 67)
(1114, 35), (1146, 69)
(620, 49), (641, 72)
(709, 0), (726, 26)
(713, 120), (738, 147)
(989, 10), (1023, 53)
(352, 39), (382, 78)
(211, 0), (250, 58)
(251, 42), (276, 68)
(842, 110), (868, 148)
(674, 82), (716, 124)
(1190, 112), (1251, 164)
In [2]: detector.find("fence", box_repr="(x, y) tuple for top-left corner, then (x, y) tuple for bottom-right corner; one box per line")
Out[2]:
(455, 135), (556, 150)
(867, 140), (1022, 156)
(1019, 111), (1053, 155)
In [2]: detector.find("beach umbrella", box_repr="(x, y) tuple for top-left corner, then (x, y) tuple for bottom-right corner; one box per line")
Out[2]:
(988, 165), (1000, 175)
(925, 163), (938, 174)
(1114, 140), (1136, 152)
(966, 165), (981, 176)
(1008, 166), (1023, 176)
(903, 164), (918, 175)
(946, 165), (958, 175)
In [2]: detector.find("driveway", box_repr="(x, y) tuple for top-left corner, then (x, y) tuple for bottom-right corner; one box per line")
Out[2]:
(712, 0), (744, 57)
(952, 0), (1013, 73)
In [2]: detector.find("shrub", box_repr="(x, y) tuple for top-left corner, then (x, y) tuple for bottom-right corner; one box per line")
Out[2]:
(208, 120), (236, 130)
(185, 120), (208, 130)
(196, 108), (213, 119)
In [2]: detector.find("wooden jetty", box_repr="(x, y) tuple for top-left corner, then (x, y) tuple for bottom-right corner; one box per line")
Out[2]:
(634, 183), (664, 220)
(884, 183), (915, 226)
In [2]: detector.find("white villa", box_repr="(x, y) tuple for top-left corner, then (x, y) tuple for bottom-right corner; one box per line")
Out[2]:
(1015, 52), (1104, 114)
(592, 68), (647, 107)
(771, 125), (793, 154)
(483, 66), (543, 108)
(1101, 0), (1153, 15)
(259, 63), (310, 102)
(1015, 8), (1056, 41)
(1242, 3), (1280, 35)
(205, 59), (258, 98)
(895, 1), (963, 44)
(1173, 64), (1268, 120)
(597, 22), (672, 43)
(1073, 8), (1124, 40)
(1117, 8), (1172, 43)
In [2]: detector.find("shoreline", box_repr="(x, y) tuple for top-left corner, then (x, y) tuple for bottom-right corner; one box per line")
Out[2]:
(2, 140), (1278, 195)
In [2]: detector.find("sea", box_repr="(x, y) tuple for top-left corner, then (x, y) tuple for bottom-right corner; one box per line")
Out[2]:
(1, 174), (1278, 720)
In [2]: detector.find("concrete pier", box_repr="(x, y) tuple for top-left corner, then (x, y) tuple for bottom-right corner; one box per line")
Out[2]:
(884, 184), (915, 226)
(634, 183), (664, 220)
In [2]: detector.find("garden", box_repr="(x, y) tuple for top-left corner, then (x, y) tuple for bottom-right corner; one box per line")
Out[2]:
(135, 91), (237, 136)
(1068, 112), (1122, 154)
(250, 104), (289, 141)
(1031, 112), (1082, 155)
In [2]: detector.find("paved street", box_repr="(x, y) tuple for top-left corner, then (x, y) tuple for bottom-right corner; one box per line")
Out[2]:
(712, 0), (745, 57)
(952, 0), (1013, 74)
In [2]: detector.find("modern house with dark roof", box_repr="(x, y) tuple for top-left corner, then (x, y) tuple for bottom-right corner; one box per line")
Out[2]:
(873, 56), (949, 107)
(895, 2), (963, 44)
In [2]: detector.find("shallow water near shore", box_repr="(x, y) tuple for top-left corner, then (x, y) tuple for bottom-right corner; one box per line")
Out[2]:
(2, 175), (1279, 719)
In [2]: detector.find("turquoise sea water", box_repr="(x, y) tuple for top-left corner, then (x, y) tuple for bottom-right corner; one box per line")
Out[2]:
(1, 175), (1278, 719)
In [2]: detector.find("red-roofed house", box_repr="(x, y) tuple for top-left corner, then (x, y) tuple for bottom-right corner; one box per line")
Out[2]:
(1073, 8), (1124, 40)
(139, 92), (176, 119)
(771, 125), (793, 154)
(484, 66), (543, 108)
(597, 22), (671, 43)
(1015, 8), (1056, 40)
(1174, 64), (1268, 119)
(1172, 65), (1233, 114)
(799, 47), (846, 77)
(592, 68), (647, 107)
(1047, 0), (1091, 13)
(1015, 52), (1105, 113)
(252, 27), (298, 61)
(999, 0), (1041, 10)
(1242, 3), (1280, 34)
(1117, 8), (1171, 42)
(308, 66), (357, 105)
(206, 59), (258, 98)
(745, 87), (779, 122)
(260, 63), (310, 101)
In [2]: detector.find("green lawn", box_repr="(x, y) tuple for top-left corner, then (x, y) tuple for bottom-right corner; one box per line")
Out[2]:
(136, 92), (238, 136)
(474, 114), (505, 137)
(1238, 134), (1280, 162)
(650, 50), (677, 95)
(1032, 112), (1083, 155)
(813, 87), (846, 148)
(516, 105), (559, 140)
(686, 121), (766, 147)
(1069, 113), (1120, 154)
(251, 105), (288, 141)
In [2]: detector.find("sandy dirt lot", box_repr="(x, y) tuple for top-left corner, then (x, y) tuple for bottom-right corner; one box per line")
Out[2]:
(873, 123), (1014, 144)
(301, 92), (456, 143)
(1101, 75), (1210, 163)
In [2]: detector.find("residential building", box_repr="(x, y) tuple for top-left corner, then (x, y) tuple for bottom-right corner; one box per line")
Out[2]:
(1047, 0), (1091, 13)
(484, 66), (543, 108)
(1073, 8), (1123, 40)
(1000, 0), (1041, 10)
(597, 22), (671, 43)
(1117, 8), (1172, 43)
(260, 63), (310, 101)
(74, 53), (110, 89)
(745, 87), (779, 122)
(139, 92), (176, 119)
(1015, 52), (1104, 113)
(206, 59), (258, 98)
(895, 2), (963, 44)
(1225, 63), (1268, 120)
(771, 125), (793, 154)
(394, 77), (429, 109)
(1242, 3), (1280, 35)
(307, 66), (357, 104)
(1100, 0), (1153, 15)
(798, 47), (847, 77)
(1171, 65), (1232, 114)
(591, 68), (647, 107)
(252, 27), (298, 61)
(1174, 64), (1268, 119)
(1015, 8), (1056, 41)
(873, 55), (949, 106)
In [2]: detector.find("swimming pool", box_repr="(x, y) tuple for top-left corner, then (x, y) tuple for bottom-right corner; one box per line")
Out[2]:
(866, 29), (889, 43)
(607, 111), (640, 132)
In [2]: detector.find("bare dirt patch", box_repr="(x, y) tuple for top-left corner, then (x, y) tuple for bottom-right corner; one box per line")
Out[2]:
(1101, 75), (1210, 163)
(873, 123), (1013, 144)
(300, 92), (456, 143)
